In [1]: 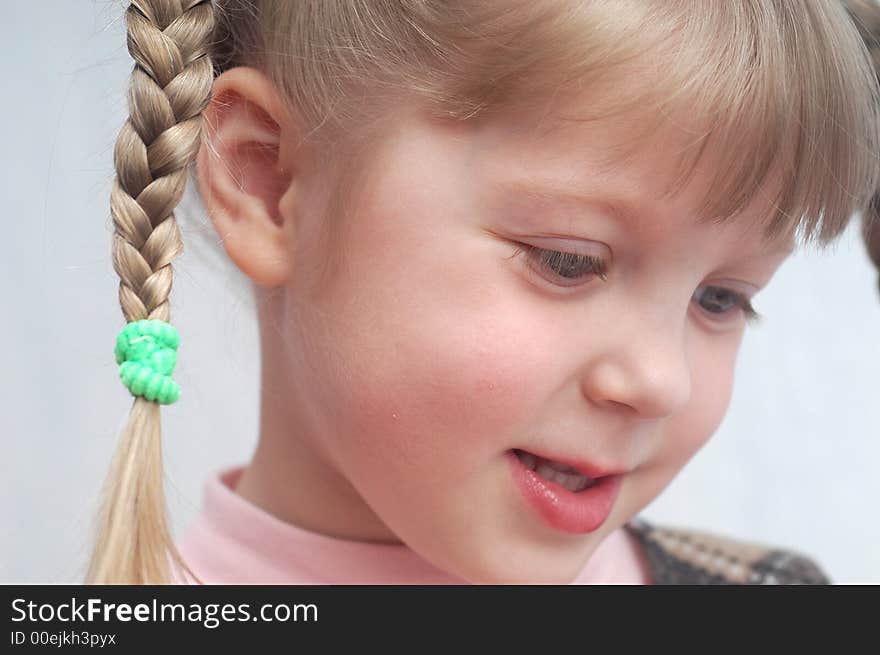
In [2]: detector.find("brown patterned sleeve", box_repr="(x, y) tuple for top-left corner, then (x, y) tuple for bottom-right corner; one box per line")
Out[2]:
(625, 518), (832, 585)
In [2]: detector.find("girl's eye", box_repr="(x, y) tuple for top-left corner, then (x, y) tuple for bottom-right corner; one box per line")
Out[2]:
(693, 286), (763, 325)
(508, 244), (608, 287)
(509, 243), (763, 326)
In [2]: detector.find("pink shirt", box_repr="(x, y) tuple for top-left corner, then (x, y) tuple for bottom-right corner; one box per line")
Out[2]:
(171, 465), (650, 584)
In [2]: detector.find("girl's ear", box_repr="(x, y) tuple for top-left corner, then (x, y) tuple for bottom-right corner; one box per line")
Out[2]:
(196, 66), (314, 288)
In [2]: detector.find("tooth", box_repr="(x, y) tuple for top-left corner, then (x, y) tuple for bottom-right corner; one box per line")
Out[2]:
(534, 462), (595, 492)
(535, 462), (556, 482)
(572, 477), (596, 492)
(543, 460), (579, 474)
(537, 464), (577, 487)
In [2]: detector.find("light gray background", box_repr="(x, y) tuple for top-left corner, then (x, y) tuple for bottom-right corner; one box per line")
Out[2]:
(3, 2), (878, 584)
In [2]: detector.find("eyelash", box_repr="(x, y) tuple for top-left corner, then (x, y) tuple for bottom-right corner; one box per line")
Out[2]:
(507, 244), (763, 325)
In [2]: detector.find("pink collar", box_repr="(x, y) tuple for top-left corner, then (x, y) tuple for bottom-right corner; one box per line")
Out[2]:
(173, 465), (648, 584)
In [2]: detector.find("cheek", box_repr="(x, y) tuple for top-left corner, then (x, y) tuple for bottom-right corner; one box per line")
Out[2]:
(304, 181), (568, 477)
(312, 239), (565, 488)
(624, 338), (739, 518)
(336, 299), (554, 477)
(661, 341), (739, 468)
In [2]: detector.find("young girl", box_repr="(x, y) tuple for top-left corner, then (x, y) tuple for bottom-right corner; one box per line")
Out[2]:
(86, 0), (880, 585)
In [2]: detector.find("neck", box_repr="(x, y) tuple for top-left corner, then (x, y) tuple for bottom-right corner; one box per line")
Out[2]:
(234, 291), (401, 545)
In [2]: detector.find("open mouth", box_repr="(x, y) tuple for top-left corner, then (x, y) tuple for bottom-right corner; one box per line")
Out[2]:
(512, 448), (597, 493)
(507, 448), (624, 534)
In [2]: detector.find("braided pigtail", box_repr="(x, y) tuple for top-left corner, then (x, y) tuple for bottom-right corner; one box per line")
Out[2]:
(845, 0), (880, 296)
(85, 0), (214, 584)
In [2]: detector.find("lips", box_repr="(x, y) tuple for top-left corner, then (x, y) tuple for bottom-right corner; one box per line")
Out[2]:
(507, 449), (625, 534)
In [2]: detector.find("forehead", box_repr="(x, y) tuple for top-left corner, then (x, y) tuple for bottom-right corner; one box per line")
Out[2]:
(477, 85), (797, 255)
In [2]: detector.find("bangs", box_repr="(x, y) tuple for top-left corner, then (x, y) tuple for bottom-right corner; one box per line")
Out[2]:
(642, 0), (880, 247)
(223, 0), (880, 248)
(434, 0), (880, 247)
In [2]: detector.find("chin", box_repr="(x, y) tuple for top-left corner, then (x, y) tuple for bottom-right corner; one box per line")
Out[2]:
(446, 551), (584, 585)
(465, 567), (580, 585)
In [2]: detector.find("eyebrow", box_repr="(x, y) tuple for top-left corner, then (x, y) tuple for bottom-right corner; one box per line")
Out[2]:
(493, 177), (796, 257)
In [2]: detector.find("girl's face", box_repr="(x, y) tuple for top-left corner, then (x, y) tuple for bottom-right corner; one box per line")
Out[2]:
(257, 94), (794, 584)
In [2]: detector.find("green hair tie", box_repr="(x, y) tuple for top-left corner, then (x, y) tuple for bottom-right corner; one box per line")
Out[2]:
(115, 319), (181, 405)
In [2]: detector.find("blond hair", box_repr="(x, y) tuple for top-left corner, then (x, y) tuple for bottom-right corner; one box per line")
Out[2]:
(87, 0), (880, 584)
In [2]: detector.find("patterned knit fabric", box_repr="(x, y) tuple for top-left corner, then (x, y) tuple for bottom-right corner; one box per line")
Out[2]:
(623, 517), (831, 584)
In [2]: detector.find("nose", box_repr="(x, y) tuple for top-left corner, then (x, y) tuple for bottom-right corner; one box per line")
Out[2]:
(580, 315), (693, 419)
